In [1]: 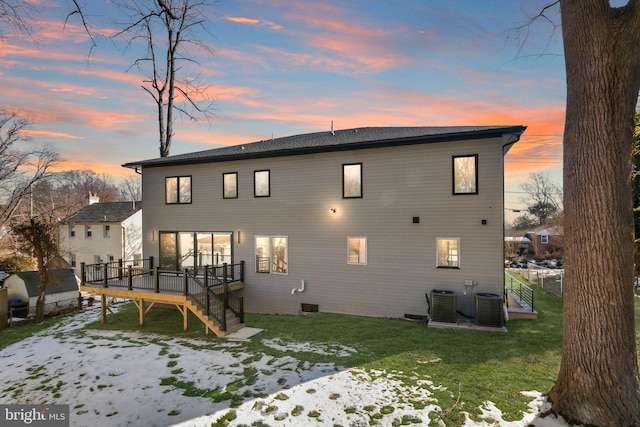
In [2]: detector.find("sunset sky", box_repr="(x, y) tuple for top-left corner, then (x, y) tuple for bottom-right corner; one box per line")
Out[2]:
(0, 0), (567, 223)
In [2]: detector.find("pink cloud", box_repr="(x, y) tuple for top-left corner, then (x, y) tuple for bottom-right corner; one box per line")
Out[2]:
(224, 16), (283, 30)
(23, 129), (84, 140)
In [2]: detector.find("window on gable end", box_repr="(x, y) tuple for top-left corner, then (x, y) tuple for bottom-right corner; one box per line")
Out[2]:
(347, 237), (367, 265)
(343, 163), (363, 198)
(452, 155), (478, 195)
(437, 238), (460, 268)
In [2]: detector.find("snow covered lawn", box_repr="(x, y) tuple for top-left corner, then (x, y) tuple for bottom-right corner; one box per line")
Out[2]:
(0, 307), (570, 426)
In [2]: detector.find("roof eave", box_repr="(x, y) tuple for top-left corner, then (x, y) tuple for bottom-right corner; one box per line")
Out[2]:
(122, 125), (526, 170)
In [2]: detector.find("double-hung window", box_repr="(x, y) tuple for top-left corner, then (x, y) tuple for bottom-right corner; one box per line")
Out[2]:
(452, 155), (478, 195)
(255, 236), (288, 274)
(166, 176), (192, 204)
(347, 237), (367, 265)
(104, 225), (111, 238)
(437, 238), (460, 268)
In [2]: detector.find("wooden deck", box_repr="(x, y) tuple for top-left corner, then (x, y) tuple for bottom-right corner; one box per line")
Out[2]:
(80, 277), (244, 337)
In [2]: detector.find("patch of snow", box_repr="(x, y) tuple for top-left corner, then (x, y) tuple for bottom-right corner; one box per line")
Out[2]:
(262, 337), (360, 357)
(0, 307), (575, 427)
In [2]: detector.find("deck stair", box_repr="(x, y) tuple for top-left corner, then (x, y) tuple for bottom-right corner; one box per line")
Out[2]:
(185, 297), (244, 337)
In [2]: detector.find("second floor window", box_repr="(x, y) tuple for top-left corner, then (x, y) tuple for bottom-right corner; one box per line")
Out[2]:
(452, 155), (478, 195)
(343, 163), (362, 198)
(85, 226), (92, 238)
(166, 176), (192, 204)
(254, 170), (270, 197)
(104, 225), (111, 238)
(223, 172), (238, 199)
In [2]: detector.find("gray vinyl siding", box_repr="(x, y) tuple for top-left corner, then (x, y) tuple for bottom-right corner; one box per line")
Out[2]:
(141, 137), (507, 318)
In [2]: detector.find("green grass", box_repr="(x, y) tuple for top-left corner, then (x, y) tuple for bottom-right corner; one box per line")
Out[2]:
(0, 315), (72, 350)
(69, 285), (564, 425)
(5, 282), (639, 425)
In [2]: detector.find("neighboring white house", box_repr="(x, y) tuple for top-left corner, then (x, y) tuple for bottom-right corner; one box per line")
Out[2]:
(122, 125), (526, 323)
(3, 269), (79, 316)
(58, 198), (142, 278)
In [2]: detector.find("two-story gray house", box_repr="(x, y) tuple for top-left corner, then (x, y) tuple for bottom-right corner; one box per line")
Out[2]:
(122, 125), (525, 325)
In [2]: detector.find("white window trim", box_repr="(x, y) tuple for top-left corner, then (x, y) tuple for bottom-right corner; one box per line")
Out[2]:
(271, 236), (288, 275)
(347, 236), (367, 265)
(436, 237), (460, 268)
(255, 235), (288, 275)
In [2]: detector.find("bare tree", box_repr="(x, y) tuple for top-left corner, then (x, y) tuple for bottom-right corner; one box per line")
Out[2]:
(539, 1), (640, 425)
(519, 172), (563, 225)
(118, 176), (142, 202)
(12, 215), (59, 323)
(0, 0), (32, 40)
(0, 111), (59, 229)
(48, 170), (120, 218)
(113, 0), (216, 157)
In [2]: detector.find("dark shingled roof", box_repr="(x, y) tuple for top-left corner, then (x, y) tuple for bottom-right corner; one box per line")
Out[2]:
(10, 269), (79, 297)
(60, 201), (141, 224)
(123, 125), (526, 169)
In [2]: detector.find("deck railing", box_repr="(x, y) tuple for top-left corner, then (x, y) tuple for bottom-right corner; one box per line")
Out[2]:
(504, 272), (535, 312)
(81, 258), (245, 331)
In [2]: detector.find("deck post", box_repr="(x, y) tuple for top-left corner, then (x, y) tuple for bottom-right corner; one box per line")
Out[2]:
(101, 294), (106, 324)
(118, 259), (123, 281)
(154, 267), (160, 293)
(102, 263), (108, 288)
(80, 262), (86, 285)
(240, 260), (244, 282)
(183, 303), (188, 331)
(205, 288), (210, 317)
(139, 298), (145, 325)
(127, 266), (133, 290)
(223, 263), (229, 309)
(183, 269), (188, 296)
(149, 256), (154, 270)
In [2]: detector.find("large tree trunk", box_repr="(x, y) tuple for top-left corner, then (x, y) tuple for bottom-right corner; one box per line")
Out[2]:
(549, 1), (640, 425)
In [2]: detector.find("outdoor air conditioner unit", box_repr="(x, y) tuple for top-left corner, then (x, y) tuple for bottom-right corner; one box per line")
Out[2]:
(431, 289), (457, 323)
(475, 293), (504, 328)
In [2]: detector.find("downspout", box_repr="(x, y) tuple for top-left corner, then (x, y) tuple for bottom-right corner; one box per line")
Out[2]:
(502, 128), (526, 291)
(122, 225), (127, 261)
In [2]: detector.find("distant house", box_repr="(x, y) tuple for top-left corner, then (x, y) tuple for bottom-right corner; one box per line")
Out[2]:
(105, 125), (526, 326)
(504, 235), (532, 257)
(58, 197), (142, 278)
(524, 225), (564, 257)
(3, 269), (79, 316)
